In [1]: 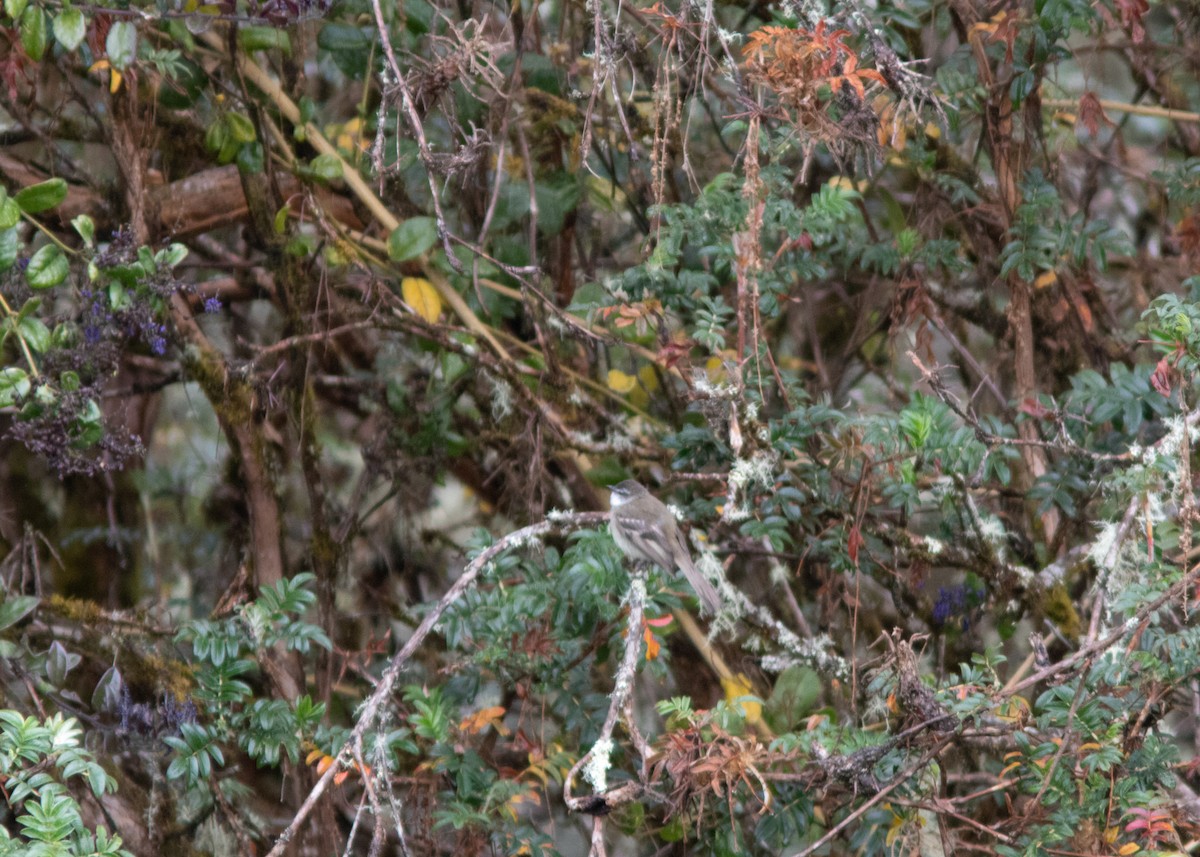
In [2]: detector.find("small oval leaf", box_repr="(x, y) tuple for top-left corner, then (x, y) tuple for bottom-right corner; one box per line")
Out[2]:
(0, 196), (20, 229)
(606, 369), (637, 393)
(0, 367), (31, 408)
(0, 594), (38, 631)
(25, 244), (69, 289)
(306, 152), (343, 183)
(226, 112), (256, 144)
(0, 227), (18, 271)
(19, 5), (47, 62)
(15, 178), (68, 214)
(52, 7), (86, 51)
(106, 20), (137, 70)
(238, 25), (291, 54)
(401, 276), (442, 323)
(17, 316), (51, 354)
(387, 217), (437, 262)
(71, 213), (95, 246)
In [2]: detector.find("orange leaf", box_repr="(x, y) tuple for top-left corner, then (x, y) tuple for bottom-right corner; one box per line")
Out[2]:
(643, 626), (661, 660)
(460, 705), (509, 735)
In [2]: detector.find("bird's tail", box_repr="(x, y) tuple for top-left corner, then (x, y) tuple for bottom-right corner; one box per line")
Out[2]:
(679, 555), (722, 614)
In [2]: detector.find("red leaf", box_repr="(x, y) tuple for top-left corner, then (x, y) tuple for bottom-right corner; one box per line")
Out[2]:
(846, 523), (863, 565)
(1019, 397), (1053, 419)
(1077, 91), (1112, 137)
(1116, 0), (1149, 43)
(1151, 356), (1174, 397)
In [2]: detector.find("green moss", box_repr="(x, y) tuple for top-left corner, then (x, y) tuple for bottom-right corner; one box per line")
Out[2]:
(1041, 584), (1082, 641)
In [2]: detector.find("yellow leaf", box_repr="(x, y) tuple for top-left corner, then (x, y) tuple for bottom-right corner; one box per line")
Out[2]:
(995, 696), (1029, 722)
(88, 60), (122, 93)
(721, 673), (762, 724)
(1034, 270), (1058, 289)
(1118, 843), (1140, 855)
(706, 355), (732, 383)
(522, 757), (551, 785)
(637, 364), (660, 393)
(402, 277), (442, 323)
(829, 176), (867, 192)
(606, 369), (637, 393)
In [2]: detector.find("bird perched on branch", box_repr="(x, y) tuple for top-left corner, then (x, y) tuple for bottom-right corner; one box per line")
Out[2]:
(608, 480), (722, 614)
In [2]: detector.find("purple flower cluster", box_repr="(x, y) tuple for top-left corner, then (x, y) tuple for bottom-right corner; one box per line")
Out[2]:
(932, 583), (985, 631)
(118, 684), (197, 739)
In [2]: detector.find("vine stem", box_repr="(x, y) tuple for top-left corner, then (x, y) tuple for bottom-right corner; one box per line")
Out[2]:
(0, 292), (41, 379)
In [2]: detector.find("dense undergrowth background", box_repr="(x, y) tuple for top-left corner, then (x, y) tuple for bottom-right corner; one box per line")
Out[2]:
(4, 0), (1200, 854)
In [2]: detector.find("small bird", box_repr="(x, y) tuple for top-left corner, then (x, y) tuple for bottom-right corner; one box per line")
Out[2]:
(608, 479), (722, 613)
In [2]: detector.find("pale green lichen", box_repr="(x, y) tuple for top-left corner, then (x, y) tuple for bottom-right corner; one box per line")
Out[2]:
(583, 740), (613, 793)
(489, 378), (514, 420)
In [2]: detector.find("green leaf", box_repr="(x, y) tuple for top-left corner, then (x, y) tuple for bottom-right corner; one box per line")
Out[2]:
(155, 243), (188, 268)
(226, 112), (256, 144)
(204, 117), (230, 155)
(533, 174), (582, 235)
(52, 7), (86, 51)
(15, 297), (40, 320)
(566, 281), (608, 312)
(17, 316), (51, 354)
(25, 244), (69, 289)
(0, 195), (20, 229)
(317, 21), (369, 51)
(0, 368), (31, 409)
(387, 217), (438, 262)
(0, 227), (17, 271)
(317, 23), (370, 76)
(763, 666), (822, 732)
(306, 153), (343, 183)
(15, 178), (67, 214)
(238, 25), (290, 54)
(73, 397), (103, 445)
(91, 666), (123, 712)
(71, 214), (94, 247)
(106, 20), (137, 70)
(236, 140), (264, 174)
(45, 641), (81, 686)
(19, 5), (47, 62)
(5, 0), (28, 20)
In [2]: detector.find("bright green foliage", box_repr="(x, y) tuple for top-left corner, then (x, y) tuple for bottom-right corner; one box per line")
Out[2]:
(0, 711), (129, 857)
(171, 574), (330, 784)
